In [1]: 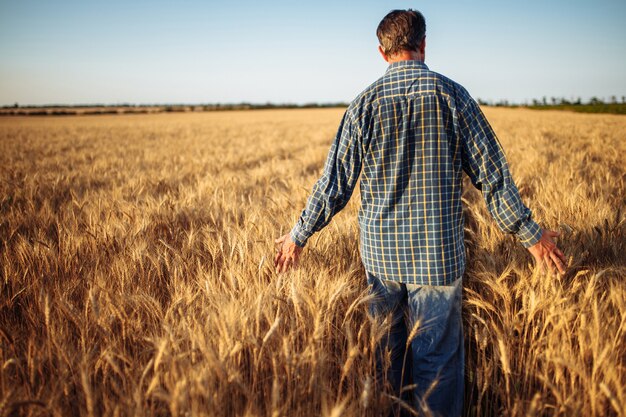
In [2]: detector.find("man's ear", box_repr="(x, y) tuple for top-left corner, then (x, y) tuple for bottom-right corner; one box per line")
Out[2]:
(419, 37), (426, 55)
(378, 45), (389, 63)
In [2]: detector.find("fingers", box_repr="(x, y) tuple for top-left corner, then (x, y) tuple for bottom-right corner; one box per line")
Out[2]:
(274, 234), (287, 270)
(273, 233), (302, 273)
(536, 248), (566, 275)
(276, 253), (295, 274)
(543, 255), (555, 273)
(555, 247), (564, 257)
(549, 251), (566, 274)
(554, 247), (566, 263)
(536, 249), (566, 275)
(275, 252), (285, 272)
(275, 255), (283, 273)
(541, 230), (560, 250)
(531, 229), (567, 275)
(544, 231), (566, 273)
(281, 256), (294, 273)
(275, 251), (291, 272)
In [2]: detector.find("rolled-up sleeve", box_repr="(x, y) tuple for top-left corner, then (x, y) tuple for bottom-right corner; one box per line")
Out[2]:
(290, 110), (363, 247)
(458, 98), (543, 248)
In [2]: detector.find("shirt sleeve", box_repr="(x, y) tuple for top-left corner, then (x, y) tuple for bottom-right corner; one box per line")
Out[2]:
(290, 110), (363, 247)
(458, 97), (543, 248)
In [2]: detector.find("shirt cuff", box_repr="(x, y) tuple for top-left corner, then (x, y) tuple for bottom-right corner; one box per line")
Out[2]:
(290, 222), (309, 248)
(516, 219), (543, 248)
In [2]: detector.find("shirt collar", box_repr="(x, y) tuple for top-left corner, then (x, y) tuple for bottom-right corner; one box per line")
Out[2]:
(385, 60), (429, 74)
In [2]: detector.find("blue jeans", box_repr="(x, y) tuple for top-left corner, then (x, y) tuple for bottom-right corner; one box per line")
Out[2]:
(367, 272), (464, 417)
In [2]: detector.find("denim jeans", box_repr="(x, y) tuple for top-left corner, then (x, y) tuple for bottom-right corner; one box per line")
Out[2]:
(367, 272), (464, 417)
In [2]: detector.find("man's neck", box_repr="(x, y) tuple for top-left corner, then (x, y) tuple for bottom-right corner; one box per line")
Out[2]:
(386, 50), (424, 64)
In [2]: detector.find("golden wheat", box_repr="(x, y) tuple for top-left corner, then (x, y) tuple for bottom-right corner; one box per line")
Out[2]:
(0, 107), (624, 416)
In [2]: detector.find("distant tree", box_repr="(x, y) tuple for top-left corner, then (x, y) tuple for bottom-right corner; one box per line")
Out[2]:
(622, 96), (625, 104)
(610, 95), (617, 104)
(550, 97), (557, 106)
(477, 98), (489, 106)
(589, 97), (603, 105)
(532, 98), (540, 106)
(574, 97), (582, 105)
(542, 96), (547, 106)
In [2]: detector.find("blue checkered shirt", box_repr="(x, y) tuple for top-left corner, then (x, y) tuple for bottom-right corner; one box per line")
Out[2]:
(290, 60), (543, 285)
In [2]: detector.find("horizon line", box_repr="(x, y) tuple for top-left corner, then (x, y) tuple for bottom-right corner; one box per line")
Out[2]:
(2, 95), (625, 109)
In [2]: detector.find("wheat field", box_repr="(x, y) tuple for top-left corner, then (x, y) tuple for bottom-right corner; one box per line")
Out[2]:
(0, 107), (624, 416)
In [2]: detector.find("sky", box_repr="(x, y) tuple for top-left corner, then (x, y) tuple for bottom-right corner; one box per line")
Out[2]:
(1, 0), (625, 106)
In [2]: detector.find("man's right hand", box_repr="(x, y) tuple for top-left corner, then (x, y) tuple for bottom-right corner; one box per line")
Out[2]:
(274, 233), (303, 274)
(527, 229), (567, 274)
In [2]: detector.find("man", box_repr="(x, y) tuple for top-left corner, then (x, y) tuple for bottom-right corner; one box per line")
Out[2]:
(274, 9), (566, 417)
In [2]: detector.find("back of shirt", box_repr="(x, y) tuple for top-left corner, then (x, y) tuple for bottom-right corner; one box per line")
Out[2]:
(352, 60), (467, 285)
(290, 60), (542, 285)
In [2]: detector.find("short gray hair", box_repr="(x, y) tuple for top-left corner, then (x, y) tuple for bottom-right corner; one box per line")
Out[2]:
(376, 9), (426, 57)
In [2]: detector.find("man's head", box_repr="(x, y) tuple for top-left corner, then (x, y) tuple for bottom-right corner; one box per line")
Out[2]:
(376, 9), (426, 62)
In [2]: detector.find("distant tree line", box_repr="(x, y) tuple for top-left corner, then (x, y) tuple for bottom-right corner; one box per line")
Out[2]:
(2, 102), (350, 110)
(476, 96), (626, 107)
(2, 97), (625, 116)
(0, 102), (351, 116)
(474, 96), (626, 115)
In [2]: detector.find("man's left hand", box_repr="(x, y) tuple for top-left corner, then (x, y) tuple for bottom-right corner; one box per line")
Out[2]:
(274, 233), (303, 273)
(527, 229), (567, 274)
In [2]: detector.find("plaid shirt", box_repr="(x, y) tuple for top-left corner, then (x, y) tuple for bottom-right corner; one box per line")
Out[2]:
(290, 60), (542, 285)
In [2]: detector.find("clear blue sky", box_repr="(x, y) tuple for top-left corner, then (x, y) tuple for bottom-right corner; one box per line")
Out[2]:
(1, 0), (625, 105)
